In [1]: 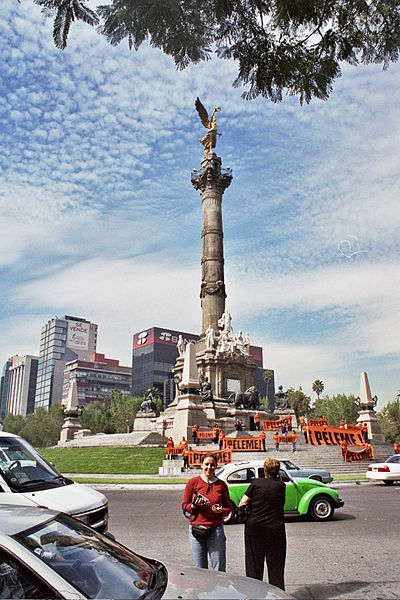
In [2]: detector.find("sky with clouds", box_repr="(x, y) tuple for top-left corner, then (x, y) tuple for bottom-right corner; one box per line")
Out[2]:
(1, 1), (399, 409)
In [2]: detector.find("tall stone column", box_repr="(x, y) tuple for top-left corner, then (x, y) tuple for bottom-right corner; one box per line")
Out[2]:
(191, 153), (232, 334)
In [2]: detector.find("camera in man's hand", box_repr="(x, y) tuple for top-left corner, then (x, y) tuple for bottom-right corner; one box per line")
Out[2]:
(192, 490), (210, 505)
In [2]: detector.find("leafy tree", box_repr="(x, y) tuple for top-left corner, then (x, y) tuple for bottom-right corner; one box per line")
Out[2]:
(19, 405), (64, 447)
(312, 379), (324, 400)
(33, 0), (400, 103)
(377, 396), (400, 443)
(286, 387), (311, 419)
(80, 399), (115, 434)
(311, 393), (359, 426)
(262, 369), (274, 410)
(2, 413), (25, 435)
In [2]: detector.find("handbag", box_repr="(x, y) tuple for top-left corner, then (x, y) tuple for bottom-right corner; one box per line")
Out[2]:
(191, 524), (215, 542)
(233, 504), (250, 524)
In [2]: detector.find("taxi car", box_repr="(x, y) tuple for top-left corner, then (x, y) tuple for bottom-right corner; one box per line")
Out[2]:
(0, 505), (294, 599)
(216, 460), (343, 523)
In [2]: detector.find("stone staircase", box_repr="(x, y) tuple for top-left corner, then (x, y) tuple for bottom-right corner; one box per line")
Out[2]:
(185, 436), (394, 476)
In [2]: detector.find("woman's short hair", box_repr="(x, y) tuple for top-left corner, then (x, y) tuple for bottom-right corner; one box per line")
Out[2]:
(263, 457), (280, 478)
(202, 453), (218, 465)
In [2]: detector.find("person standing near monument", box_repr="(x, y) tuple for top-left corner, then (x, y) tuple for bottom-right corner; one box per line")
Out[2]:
(254, 411), (260, 431)
(219, 430), (226, 450)
(183, 446), (189, 469)
(394, 441), (399, 454)
(213, 424), (220, 444)
(166, 437), (174, 460)
(192, 424), (199, 445)
(259, 430), (266, 452)
(238, 457), (287, 590)
(182, 454), (231, 571)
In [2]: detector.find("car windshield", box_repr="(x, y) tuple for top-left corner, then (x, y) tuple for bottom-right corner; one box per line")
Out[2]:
(281, 460), (298, 470)
(0, 437), (64, 491)
(385, 456), (400, 464)
(16, 514), (167, 599)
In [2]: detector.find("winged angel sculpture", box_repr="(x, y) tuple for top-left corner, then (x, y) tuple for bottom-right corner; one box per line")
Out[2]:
(195, 97), (222, 155)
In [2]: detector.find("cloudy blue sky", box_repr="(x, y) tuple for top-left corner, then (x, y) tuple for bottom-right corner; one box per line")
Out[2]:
(1, 1), (399, 408)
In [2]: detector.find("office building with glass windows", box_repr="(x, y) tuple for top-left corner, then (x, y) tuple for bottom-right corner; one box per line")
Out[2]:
(6, 355), (38, 417)
(35, 315), (98, 411)
(62, 353), (131, 407)
(0, 358), (12, 419)
(132, 326), (272, 408)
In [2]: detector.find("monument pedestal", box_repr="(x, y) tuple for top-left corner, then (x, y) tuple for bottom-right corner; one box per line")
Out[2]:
(58, 416), (82, 445)
(357, 410), (385, 442)
(274, 409), (297, 429)
(133, 412), (157, 431)
(170, 393), (209, 442)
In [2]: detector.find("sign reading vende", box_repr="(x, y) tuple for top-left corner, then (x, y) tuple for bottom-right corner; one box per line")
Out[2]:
(306, 424), (365, 446)
(222, 437), (264, 451)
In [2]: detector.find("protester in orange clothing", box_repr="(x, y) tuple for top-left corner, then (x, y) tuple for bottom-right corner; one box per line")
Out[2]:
(218, 431), (226, 450)
(183, 446), (190, 469)
(180, 436), (188, 449)
(166, 437), (174, 460)
(192, 424), (199, 445)
(212, 425), (220, 444)
(341, 440), (348, 460)
(254, 411), (260, 431)
(394, 441), (400, 454)
(259, 430), (266, 452)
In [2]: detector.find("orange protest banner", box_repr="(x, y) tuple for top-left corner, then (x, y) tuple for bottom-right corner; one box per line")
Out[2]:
(305, 417), (328, 427)
(273, 434), (297, 444)
(222, 437), (264, 451)
(262, 416), (292, 431)
(344, 445), (374, 462)
(197, 430), (214, 439)
(306, 424), (365, 446)
(166, 446), (184, 456)
(188, 448), (232, 466)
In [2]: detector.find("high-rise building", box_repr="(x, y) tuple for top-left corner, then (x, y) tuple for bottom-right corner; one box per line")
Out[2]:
(62, 353), (132, 407)
(132, 326), (272, 408)
(35, 315), (97, 411)
(7, 355), (38, 417)
(0, 358), (12, 419)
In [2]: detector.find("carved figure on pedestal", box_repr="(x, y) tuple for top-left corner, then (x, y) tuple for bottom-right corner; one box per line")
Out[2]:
(244, 332), (251, 355)
(195, 98), (222, 155)
(234, 330), (245, 353)
(177, 335), (185, 358)
(230, 386), (261, 410)
(218, 308), (232, 335)
(139, 391), (157, 413)
(274, 386), (291, 411)
(205, 325), (215, 350)
(199, 375), (214, 403)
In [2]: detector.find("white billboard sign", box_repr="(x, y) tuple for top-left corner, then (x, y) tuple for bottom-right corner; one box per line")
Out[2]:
(67, 320), (89, 351)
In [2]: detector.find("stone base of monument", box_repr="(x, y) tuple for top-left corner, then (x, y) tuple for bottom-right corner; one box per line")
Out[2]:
(159, 458), (184, 476)
(73, 428), (93, 438)
(133, 412), (157, 431)
(58, 416), (82, 445)
(357, 410), (385, 442)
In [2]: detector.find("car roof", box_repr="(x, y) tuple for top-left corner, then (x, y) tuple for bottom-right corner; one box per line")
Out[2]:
(0, 431), (20, 439)
(0, 506), (58, 535)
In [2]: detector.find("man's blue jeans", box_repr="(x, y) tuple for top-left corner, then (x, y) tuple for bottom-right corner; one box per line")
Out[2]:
(189, 525), (226, 571)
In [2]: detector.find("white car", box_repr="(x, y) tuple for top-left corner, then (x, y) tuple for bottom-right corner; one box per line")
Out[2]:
(0, 431), (108, 531)
(0, 505), (293, 599)
(366, 454), (400, 485)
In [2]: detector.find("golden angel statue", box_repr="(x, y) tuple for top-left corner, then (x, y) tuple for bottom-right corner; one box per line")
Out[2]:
(195, 97), (222, 154)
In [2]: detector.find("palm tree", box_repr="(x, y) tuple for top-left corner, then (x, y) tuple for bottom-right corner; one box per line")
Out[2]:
(312, 379), (324, 400)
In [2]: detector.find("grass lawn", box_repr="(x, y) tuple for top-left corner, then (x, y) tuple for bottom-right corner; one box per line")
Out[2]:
(72, 478), (189, 485)
(40, 447), (165, 474)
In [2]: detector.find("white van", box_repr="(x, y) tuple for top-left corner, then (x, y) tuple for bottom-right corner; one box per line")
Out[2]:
(0, 431), (108, 532)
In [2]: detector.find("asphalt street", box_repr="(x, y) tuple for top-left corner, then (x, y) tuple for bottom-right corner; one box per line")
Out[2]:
(103, 482), (400, 599)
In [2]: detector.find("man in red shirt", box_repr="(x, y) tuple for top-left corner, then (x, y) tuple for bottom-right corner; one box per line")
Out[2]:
(254, 412), (260, 431)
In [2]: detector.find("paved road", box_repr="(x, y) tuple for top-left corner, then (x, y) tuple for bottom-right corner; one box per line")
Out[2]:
(103, 483), (400, 599)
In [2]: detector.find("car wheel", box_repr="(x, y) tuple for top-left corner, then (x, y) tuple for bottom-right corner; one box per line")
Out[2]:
(308, 495), (334, 521)
(309, 476), (322, 482)
(383, 480), (394, 485)
(223, 504), (237, 525)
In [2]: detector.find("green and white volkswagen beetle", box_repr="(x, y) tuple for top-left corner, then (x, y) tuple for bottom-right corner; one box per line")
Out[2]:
(216, 460), (344, 523)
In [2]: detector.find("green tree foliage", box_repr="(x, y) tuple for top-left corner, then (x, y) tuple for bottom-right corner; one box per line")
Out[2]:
(377, 396), (400, 443)
(33, 0), (400, 103)
(312, 379), (324, 400)
(2, 413), (25, 435)
(262, 369), (274, 410)
(311, 393), (359, 426)
(80, 399), (115, 434)
(286, 387), (311, 419)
